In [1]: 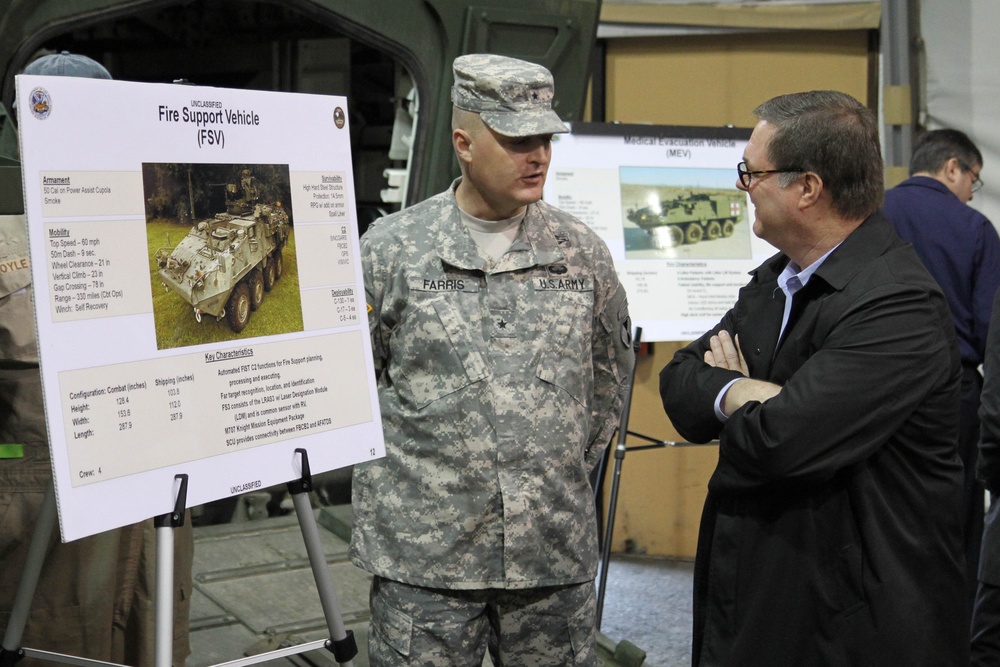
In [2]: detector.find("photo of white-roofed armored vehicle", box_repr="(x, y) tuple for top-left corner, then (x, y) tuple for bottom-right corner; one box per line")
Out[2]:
(154, 166), (290, 333)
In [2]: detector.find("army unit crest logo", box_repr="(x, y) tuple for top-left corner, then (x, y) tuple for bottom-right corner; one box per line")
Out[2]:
(29, 87), (52, 120)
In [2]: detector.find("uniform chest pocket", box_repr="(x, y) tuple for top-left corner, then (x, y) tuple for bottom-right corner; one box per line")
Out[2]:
(389, 289), (489, 409)
(534, 287), (594, 407)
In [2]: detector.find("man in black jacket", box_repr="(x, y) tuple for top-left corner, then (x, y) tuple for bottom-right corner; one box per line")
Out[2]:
(660, 91), (967, 665)
(972, 287), (1000, 664)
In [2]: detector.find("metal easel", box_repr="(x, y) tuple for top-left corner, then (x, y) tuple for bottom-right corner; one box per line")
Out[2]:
(594, 326), (643, 629)
(178, 449), (358, 667)
(0, 475), (193, 667)
(1, 448), (358, 667)
(0, 482), (58, 667)
(593, 328), (712, 629)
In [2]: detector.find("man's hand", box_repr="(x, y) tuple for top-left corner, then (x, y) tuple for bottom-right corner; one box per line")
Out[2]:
(704, 330), (782, 417)
(704, 330), (749, 376)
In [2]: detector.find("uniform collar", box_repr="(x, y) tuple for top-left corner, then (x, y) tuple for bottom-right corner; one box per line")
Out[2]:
(436, 178), (565, 272)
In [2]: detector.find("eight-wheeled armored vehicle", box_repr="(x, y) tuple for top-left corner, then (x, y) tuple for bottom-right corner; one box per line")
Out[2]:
(155, 173), (289, 333)
(627, 191), (744, 249)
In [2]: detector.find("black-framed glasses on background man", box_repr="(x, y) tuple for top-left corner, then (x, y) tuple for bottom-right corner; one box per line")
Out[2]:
(737, 160), (805, 189)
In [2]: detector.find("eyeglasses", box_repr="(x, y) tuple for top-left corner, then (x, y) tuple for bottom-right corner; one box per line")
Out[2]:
(961, 164), (984, 193)
(737, 161), (805, 189)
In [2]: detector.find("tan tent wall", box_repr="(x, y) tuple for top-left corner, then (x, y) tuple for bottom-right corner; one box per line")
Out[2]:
(601, 1), (880, 31)
(598, 26), (875, 559)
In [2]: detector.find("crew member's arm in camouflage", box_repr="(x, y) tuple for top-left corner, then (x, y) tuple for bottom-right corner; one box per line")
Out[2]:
(585, 267), (635, 470)
(360, 234), (388, 378)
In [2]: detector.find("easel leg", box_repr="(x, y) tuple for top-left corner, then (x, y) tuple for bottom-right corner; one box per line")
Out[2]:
(0, 481), (56, 665)
(154, 523), (174, 667)
(595, 327), (642, 630)
(288, 449), (357, 667)
(154, 475), (188, 667)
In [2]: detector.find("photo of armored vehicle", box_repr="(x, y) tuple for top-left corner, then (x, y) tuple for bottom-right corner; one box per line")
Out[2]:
(627, 191), (744, 250)
(155, 171), (289, 333)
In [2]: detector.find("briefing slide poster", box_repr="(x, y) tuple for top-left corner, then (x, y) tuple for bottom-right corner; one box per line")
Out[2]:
(15, 75), (384, 541)
(543, 122), (778, 342)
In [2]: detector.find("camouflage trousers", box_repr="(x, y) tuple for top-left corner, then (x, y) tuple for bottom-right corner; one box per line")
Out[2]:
(367, 576), (596, 666)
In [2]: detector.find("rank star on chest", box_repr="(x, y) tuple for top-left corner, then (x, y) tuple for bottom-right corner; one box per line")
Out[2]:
(490, 310), (516, 338)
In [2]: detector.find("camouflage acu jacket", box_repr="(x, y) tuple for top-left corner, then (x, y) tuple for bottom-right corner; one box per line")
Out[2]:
(0, 214), (47, 464)
(350, 182), (634, 590)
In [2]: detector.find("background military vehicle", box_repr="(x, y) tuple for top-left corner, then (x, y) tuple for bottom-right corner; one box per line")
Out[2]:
(155, 171), (289, 333)
(627, 191), (744, 249)
(0, 0), (599, 217)
(0, 2), (618, 665)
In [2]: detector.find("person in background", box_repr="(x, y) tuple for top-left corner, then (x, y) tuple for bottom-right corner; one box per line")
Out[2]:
(972, 291), (1000, 667)
(882, 129), (1000, 604)
(660, 90), (968, 665)
(351, 53), (634, 666)
(972, 287), (1000, 663)
(0, 51), (192, 667)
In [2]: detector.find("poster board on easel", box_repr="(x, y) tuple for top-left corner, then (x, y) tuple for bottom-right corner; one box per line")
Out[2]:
(543, 121), (780, 343)
(15, 75), (384, 543)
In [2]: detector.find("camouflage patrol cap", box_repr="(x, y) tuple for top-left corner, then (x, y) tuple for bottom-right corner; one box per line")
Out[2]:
(451, 54), (568, 138)
(14, 51), (112, 120)
(23, 51), (111, 79)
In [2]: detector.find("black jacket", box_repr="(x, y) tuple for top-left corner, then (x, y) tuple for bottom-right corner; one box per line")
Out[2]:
(978, 288), (1000, 586)
(661, 213), (968, 666)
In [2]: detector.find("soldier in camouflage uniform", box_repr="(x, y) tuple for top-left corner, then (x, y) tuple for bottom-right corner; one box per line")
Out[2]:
(351, 54), (635, 666)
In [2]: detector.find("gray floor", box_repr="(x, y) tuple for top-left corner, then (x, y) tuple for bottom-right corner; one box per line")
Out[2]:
(187, 501), (694, 667)
(597, 555), (693, 667)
